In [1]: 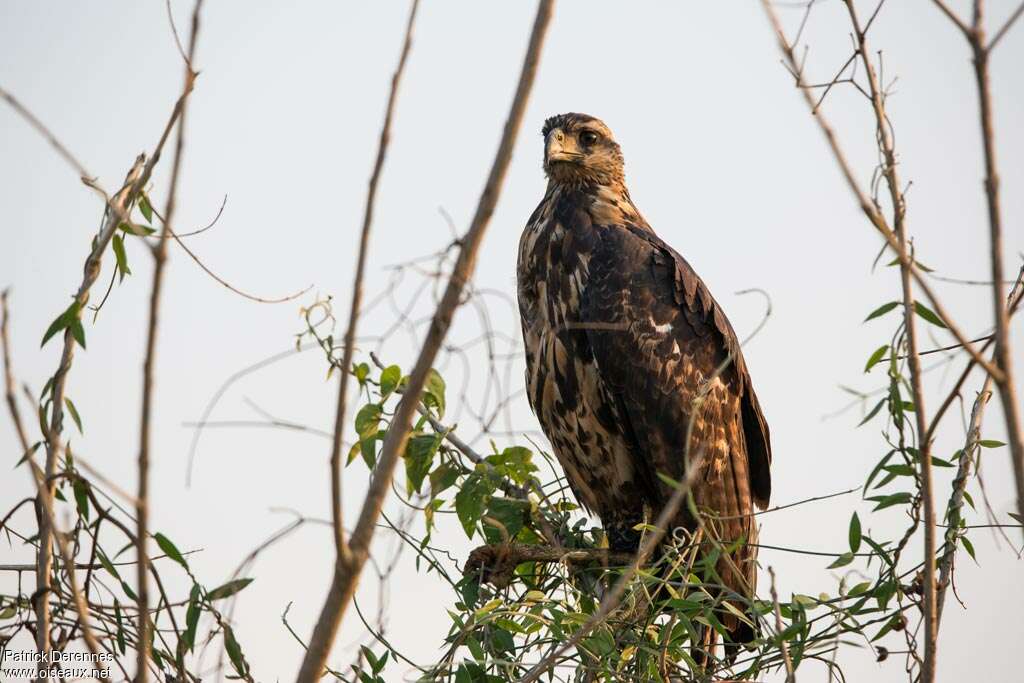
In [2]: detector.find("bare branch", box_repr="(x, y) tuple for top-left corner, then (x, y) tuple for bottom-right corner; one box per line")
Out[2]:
(930, 0), (971, 36)
(759, 0), (1003, 382)
(136, 2), (204, 679)
(327, 0), (421, 570)
(295, 2), (554, 680)
(964, 0), (1024, 546)
(0, 85), (92, 180)
(840, 2), (937, 678)
(1, 290), (30, 453)
(987, 1), (1024, 50)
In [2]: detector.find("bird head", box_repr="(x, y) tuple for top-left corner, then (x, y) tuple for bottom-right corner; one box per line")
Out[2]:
(541, 113), (624, 188)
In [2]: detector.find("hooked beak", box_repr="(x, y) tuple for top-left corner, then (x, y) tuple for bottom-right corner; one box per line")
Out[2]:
(546, 128), (583, 164)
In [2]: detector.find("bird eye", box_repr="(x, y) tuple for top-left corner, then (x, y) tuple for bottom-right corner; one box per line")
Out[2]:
(579, 130), (599, 146)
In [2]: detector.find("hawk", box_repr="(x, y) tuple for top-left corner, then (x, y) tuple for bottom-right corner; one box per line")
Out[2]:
(516, 112), (772, 646)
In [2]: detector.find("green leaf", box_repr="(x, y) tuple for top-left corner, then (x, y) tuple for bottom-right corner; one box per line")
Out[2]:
(864, 301), (899, 322)
(120, 579), (138, 602)
(139, 193), (154, 223)
(112, 233), (131, 281)
(69, 319), (86, 349)
(207, 578), (253, 601)
(154, 532), (189, 570)
(913, 301), (947, 328)
(864, 345), (889, 373)
(73, 477), (90, 521)
(455, 474), (489, 538)
(868, 491), (913, 511)
(379, 365), (401, 397)
(978, 439), (1005, 449)
(41, 301), (80, 347)
(353, 362), (370, 386)
(849, 581), (872, 597)
(0, 605), (16, 620)
(791, 594), (818, 608)
(223, 624), (248, 677)
(485, 446), (537, 485)
(97, 549), (121, 580)
(354, 403), (382, 439)
(347, 440), (363, 466)
(183, 584), (200, 651)
(483, 497), (529, 544)
(64, 398), (84, 434)
(429, 462), (460, 498)
(424, 369), (446, 418)
(404, 433), (442, 495)
(961, 535), (977, 562)
(848, 512), (862, 553)
(360, 646), (380, 673)
(114, 600), (127, 654)
(858, 398), (887, 427)
(118, 222), (156, 236)
(354, 403), (383, 468)
(863, 450), (895, 491)
(828, 551), (854, 569)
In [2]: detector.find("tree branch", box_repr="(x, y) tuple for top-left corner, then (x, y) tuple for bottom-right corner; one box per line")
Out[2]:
(294, 2), (554, 680)
(328, 0), (421, 571)
(136, 2), (204, 679)
(839, 2), (938, 679)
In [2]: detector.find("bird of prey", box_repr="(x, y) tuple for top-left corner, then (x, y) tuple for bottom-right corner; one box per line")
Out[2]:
(516, 112), (772, 647)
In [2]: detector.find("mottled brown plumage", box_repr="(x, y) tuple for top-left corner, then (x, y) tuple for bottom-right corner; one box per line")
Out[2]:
(517, 113), (772, 645)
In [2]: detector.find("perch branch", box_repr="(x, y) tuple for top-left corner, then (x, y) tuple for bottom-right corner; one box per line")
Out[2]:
(463, 543), (636, 588)
(516, 460), (699, 683)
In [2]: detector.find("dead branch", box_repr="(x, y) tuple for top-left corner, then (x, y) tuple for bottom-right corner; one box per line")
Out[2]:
(839, 2), (938, 679)
(294, 3), (554, 680)
(135, 2), (204, 679)
(927, 0), (1024, 546)
(759, 0), (1001, 383)
(1, 291), (30, 452)
(327, 0), (421, 570)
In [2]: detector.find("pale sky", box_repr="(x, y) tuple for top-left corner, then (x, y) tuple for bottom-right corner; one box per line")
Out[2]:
(2, 1), (1023, 682)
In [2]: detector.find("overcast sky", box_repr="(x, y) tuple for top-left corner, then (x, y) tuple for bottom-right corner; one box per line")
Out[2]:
(2, 1), (1023, 681)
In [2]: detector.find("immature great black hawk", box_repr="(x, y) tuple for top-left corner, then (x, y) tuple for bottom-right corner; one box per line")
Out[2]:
(516, 112), (772, 646)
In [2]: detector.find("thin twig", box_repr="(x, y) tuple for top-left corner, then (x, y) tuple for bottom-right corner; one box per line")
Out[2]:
(0, 86), (92, 180)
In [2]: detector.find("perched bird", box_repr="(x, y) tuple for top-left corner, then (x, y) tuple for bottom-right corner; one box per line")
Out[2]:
(516, 113), (772, 647)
